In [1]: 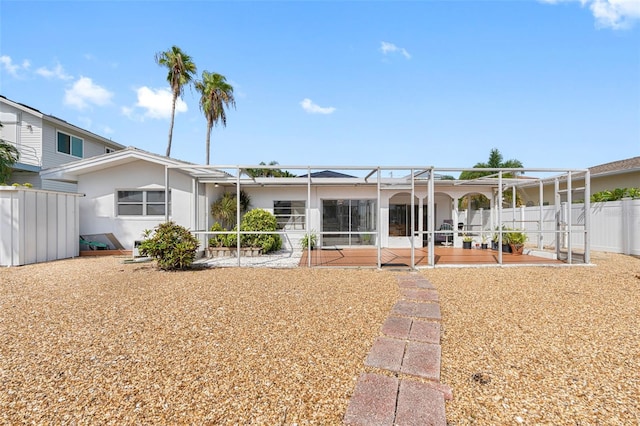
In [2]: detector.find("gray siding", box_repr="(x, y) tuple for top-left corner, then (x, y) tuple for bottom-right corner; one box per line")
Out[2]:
(0, 103), (43, 167)
(41, 122), (116, 169)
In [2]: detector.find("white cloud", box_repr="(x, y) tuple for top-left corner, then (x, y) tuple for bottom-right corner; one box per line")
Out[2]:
(64, 77), (113, 110)
(380, 41), (411, 59)
(540, 0), (640, 29)
(36, 62), (73, 80)
(123, 86), (187, 120)
(0, 55), (30, 77)
(300, 98), (336, 115)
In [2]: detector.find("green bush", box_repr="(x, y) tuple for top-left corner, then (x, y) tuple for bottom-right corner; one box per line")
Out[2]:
(240, 209), (282, 253)
(139, 221), (200, 270)
(208, 222), (226, 247)
(591, 187), (640, 202)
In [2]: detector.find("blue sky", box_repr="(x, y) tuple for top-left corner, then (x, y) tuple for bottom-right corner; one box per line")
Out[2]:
(1, 0), (639, 171)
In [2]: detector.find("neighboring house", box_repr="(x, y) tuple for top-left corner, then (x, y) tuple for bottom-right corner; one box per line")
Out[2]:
(519, 156), (640, 205)
(587, 156), (640, 194)
(41, 149), (588, 259)
(0, 95), (124, 191)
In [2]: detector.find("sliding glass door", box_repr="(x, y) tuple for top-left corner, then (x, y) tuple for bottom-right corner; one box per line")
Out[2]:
(322, 199), (376, 246)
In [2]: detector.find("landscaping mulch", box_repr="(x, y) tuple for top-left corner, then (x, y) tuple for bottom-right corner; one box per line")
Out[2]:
(423, 252), (640, 425)
(1, 252), (638, 424)
(0, 257), (397, 424)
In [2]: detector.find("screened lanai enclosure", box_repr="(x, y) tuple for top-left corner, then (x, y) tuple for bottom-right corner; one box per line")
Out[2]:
(165, 164), (591, 268)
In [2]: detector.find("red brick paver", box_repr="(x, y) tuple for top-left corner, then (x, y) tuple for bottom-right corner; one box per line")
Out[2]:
(395, 380), (446, 426)
(344, 274), (451, 425)
(380, 316), (412, 339)
(409, 319), (440, 344)
(400, 341), (441, 381)
(365, 337), (405, 372)
(343, 373), (399, 426)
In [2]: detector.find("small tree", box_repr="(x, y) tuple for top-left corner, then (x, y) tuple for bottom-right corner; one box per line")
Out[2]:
(139, 221), (199, 270)
(0, 122), (20, 184)
(240, 209), (282, 253)
(210, 190), (251, 229)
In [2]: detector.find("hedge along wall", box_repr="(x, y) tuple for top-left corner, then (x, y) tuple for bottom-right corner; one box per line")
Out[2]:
(0, 186), (81, 266)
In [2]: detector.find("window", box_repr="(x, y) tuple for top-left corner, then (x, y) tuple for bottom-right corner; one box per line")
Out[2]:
(117, 190), (171, 216)
(322, 199), (376, 246)
(274, 200), (306, 230)
(105, 147), (115, 154)
(57, 131), (83, 157)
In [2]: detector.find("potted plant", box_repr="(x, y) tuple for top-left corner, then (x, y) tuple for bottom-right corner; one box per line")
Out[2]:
(301, 232), (317, 250)
(462, 235), (473, 249)
(491, 229), (500, 251)
(481, 235), (488, 250)
(505, 229), (527, 255)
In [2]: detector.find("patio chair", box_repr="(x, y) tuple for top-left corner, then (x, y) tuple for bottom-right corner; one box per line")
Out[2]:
(80, 237), (108, 250)
(435, 221), (454, 245)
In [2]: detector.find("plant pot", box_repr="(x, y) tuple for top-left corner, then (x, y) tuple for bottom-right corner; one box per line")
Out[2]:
(509, 243), (524, 256)
(481, 243), (488, 250)
(491, 241), (499, 251)
(462, 241), (472, 249)
(502, 243), (512, 253)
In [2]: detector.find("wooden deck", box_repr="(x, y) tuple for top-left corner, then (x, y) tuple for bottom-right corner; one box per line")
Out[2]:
(299, 246), (564, 268)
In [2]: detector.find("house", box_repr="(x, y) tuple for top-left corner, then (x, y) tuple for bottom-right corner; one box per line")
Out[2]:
(519, 156), (640, 205)
(40, 148), (591, 266)
(0, 95), (124, 191)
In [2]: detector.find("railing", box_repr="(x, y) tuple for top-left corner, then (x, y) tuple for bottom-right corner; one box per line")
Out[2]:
(10, 142), (41, 167)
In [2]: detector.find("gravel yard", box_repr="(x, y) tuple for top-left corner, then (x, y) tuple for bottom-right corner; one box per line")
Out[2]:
(1, 252), (639, 425)
(0, 257), (397, 424)
(424, 252), (640, 425)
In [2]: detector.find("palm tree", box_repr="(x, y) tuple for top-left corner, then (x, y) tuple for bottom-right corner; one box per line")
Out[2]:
(210, 190), (251, 229)
(459, 148), (525, 208)
(0, 123), (20, 184)
(195, 71), (235, 165)
(245, 161), (296, 178)
(155, 46), (197, 157)
(459, 148), (523, 180)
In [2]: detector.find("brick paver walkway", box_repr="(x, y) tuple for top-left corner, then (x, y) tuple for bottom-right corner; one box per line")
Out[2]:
(344, 274), (452, 425)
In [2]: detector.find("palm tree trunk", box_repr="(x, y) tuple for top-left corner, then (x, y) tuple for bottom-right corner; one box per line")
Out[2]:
(205, 120), (212, 165)
(166, 93), (178, 157)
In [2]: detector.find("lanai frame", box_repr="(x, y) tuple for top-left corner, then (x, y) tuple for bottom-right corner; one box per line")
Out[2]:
(163, 164), (590, 269)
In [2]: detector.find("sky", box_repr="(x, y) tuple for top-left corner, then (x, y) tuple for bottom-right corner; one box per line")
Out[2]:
(1, 0), (639, 172)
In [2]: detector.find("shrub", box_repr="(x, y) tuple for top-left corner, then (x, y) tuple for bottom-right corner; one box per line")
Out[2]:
(208, 222), (226, 247)
(139, 221), (199, 270)
(240, 209), (281, 253)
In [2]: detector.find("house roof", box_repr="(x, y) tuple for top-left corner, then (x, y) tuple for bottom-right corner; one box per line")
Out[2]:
(0, 95), (125, 150)
(40, 146), (226, 183)
(589, 156), (640, 177)
(297, 170), (358, 178)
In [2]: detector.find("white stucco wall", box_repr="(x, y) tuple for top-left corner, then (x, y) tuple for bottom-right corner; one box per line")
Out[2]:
(77, 160), (197, 250)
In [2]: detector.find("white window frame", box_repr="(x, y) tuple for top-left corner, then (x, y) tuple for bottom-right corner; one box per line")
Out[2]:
(274, 200), (306, 230)
(116, 189), (171, 217)
(56, 130), (84, 158)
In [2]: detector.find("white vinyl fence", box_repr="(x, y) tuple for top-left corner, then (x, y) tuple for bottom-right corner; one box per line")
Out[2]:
(461, 198), (640, 256)
(0, 186), (81, 266)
